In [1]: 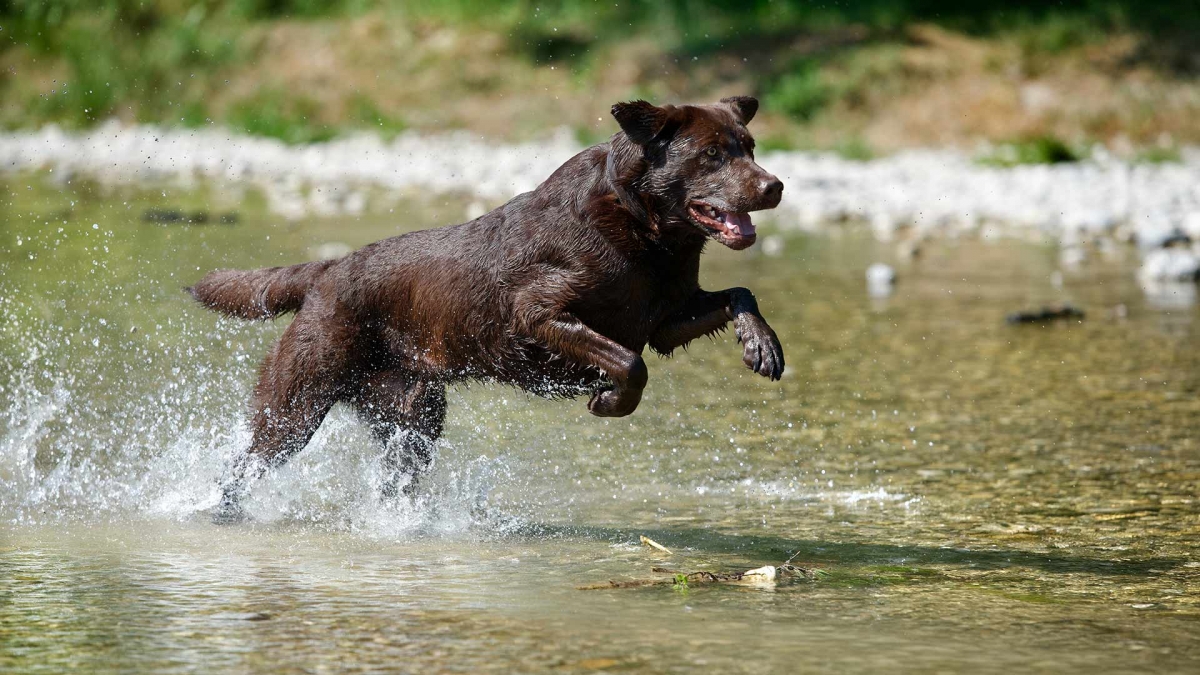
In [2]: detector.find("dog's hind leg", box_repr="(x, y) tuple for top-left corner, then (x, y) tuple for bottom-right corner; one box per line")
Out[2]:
(349, 370), (447, 500)
(214, 302), (352, 523)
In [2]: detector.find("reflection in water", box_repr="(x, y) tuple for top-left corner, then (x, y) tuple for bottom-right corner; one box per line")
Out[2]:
(2, 177), (1199, 673)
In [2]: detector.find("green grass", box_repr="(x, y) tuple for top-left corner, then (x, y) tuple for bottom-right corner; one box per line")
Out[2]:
(347, 95), (408, 140)
(832, 136), (876, 161)
(3, 2), (237, 128)
(1014, 12), (1109, 55)
(572, 125), (613, 148)
(223, 93), (405, 145)
(978, 136), (1083, 166)
(765, 60), (829, 122)
(752, 133), (874, 160)
(401, 0), (1200, 49)
(1135, 145), (1183, 164)
(227, 90), (336, 145)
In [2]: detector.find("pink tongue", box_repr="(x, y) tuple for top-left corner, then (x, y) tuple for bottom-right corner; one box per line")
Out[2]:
(722, 211), (755, 237)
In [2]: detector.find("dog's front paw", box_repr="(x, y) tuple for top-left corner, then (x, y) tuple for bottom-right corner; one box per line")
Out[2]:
(735, 316), (785, 381)
(587, 385), (643, 417)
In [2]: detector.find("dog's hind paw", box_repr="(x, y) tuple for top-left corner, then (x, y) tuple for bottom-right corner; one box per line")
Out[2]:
(587, 385), (643, 417)
(209, 490), (249, 525)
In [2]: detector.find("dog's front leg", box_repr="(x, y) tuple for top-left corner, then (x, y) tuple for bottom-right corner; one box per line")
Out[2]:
(649, 288), (784, 380)
(527, 313), (647, 417)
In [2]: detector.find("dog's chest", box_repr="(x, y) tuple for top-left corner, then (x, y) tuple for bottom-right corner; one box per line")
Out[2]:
(581, 255), (698, 343)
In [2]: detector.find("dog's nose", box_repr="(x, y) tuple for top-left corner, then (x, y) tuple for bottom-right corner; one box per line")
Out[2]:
(761, 176), (784, 205)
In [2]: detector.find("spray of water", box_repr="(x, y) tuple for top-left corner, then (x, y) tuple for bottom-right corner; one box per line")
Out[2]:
(0, 293), (528, 537)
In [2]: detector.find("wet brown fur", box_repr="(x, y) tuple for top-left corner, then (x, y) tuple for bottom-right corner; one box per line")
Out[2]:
(190, 97), (785, 521)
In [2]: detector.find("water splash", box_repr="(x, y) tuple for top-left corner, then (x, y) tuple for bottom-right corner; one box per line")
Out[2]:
(0, 297), (524, 538)
(696, 478), (921, 510)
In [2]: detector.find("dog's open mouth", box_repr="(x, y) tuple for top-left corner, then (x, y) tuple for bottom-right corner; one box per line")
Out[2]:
(687, 202), (756, 250)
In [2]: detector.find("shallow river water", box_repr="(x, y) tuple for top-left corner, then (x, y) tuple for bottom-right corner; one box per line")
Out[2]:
(2, 177), (1198, 673)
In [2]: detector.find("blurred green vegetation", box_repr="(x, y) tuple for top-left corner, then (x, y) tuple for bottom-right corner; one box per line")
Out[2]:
(226, 89), (337, 144)
(978, 136), (1082, 166)
(2, 1), (1200, 154)
(402, 0), (1200, 48)
(1134, 145), (1184, 164)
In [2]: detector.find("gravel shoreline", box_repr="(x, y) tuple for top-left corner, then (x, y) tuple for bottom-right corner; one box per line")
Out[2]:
(3, 122), (1200, 272)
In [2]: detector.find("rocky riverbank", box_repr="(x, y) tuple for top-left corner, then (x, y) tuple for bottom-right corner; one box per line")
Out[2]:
(3, 122), (1200, 284)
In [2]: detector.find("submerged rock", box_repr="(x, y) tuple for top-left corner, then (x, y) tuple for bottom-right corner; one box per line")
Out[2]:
(1059, 245), (1087, 269)
(310, 242), (354, 260)
(866, 263), (896, 297)
(1183, 212), (1200, 240)
(1142, 280), (1199, 309)
(1133, 220), (1190, 252)
(1138, 248), (1200, 283)
(896, 239), (922, 260)
(760, 234), (785, 257)
(142, 208), (238, 225)
(1006, 305), (1086, 324)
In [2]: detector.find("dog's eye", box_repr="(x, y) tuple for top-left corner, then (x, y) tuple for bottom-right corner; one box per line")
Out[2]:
(705, 147), (719, 158)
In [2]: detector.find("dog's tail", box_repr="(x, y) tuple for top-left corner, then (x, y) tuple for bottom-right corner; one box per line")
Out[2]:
(186, 260), (334, 320)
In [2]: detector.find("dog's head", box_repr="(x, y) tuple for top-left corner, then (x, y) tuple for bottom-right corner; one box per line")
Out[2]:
(608, 97), (783, 250)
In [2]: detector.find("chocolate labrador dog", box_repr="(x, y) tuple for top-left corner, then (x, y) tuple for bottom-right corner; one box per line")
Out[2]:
(190, 96), (785, 522)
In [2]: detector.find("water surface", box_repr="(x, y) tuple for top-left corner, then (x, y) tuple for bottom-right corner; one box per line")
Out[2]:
(2, 176), (1198, 673)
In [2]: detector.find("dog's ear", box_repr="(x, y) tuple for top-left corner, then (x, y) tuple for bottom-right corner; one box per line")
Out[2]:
(720, 96), (758, 125)
(611, 100), (670, 145)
